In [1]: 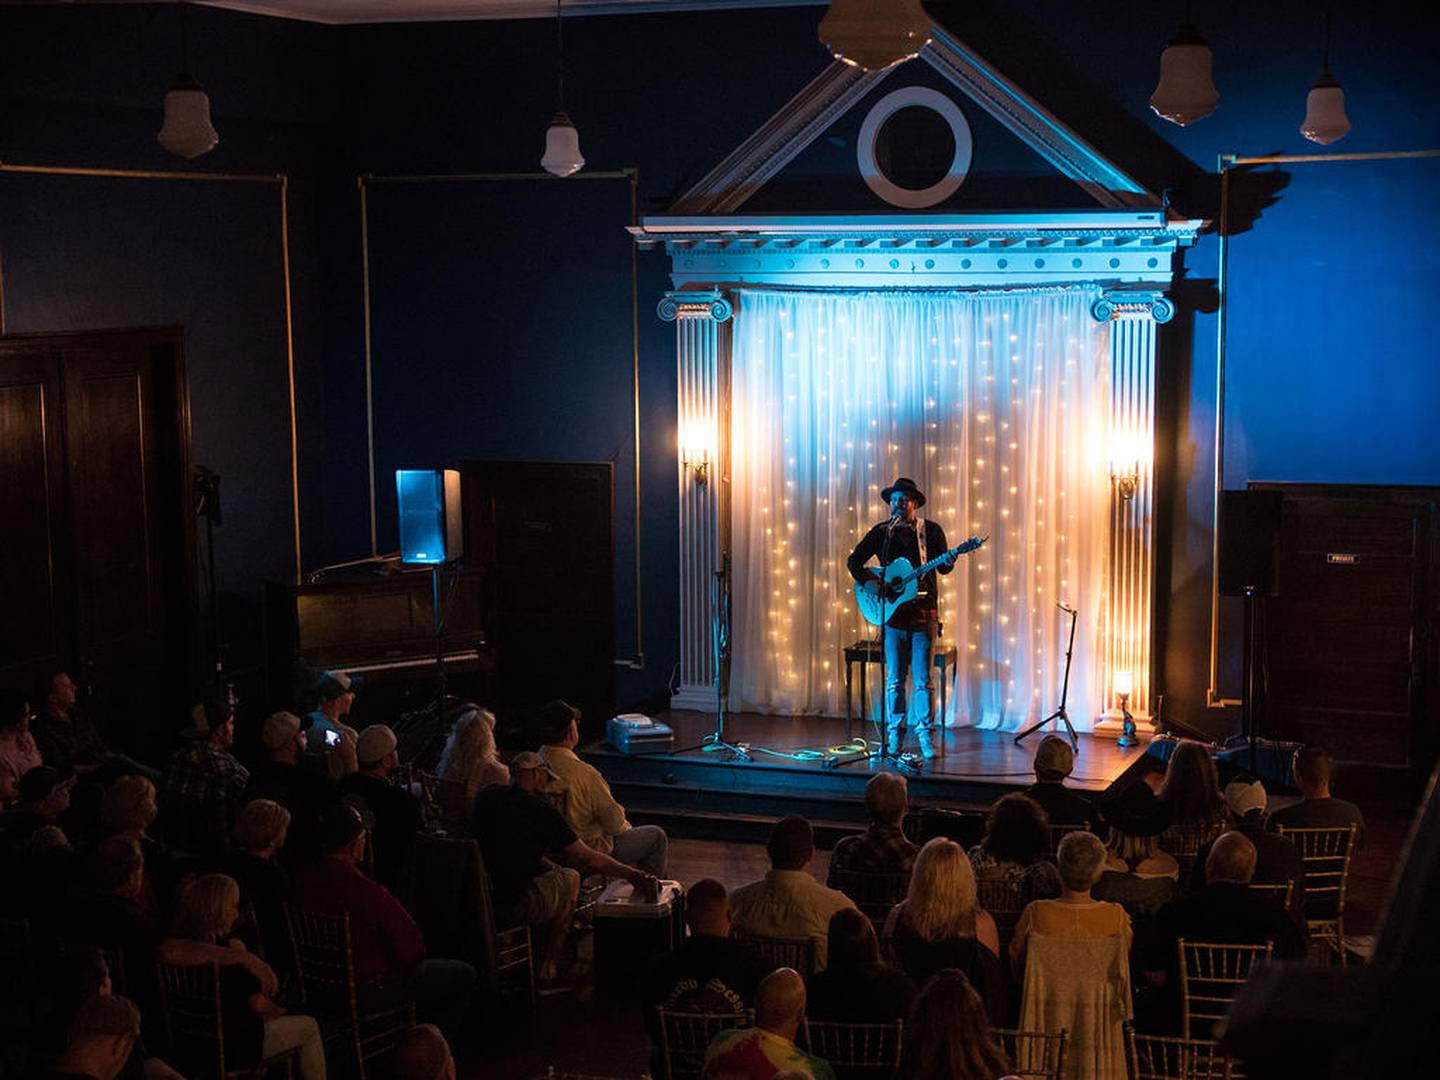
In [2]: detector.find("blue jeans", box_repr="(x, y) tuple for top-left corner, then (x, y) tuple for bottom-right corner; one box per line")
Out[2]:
(884, 623), (934, 741)
(611, 824), (669, 877)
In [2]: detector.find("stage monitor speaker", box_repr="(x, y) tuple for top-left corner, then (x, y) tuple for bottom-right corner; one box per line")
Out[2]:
(396, 468), (463, 564)
(1219, 489), (1282, 597)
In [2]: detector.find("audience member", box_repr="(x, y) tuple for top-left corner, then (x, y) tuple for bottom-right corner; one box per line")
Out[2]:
(881, 838), (1004, 1021)
(806, 908), (916, 1023)
(468, 752), (656, 985)
(1011, 831), (1131, 972)
(339, 725), (423, 890)
(967, 792), (1062, 904)
(729, 816), (856, 971)
(644, 878), (768, 1016)
(701, 968), (835, 1080)
(1190, 776), (1305, 907)
(897, 970), (1015, 1080)
(436, 703), (509, 799)
(1, 764), (75, 850)
(1092, 782), (1179, 924)
(1021, 734), (1093, 829)
(213, 798), (293, 965)
(303, 671), (360, 781)
(163, 874), (326, 1080)
(390, 1024), (456, 1080)
(1148, 832), (1305, 985)
(826, 771), (918, 886)
(538, 699), (668, 877)
(1157, 740), (1226, 863)
(48, 947), (184, 1080)
(45, 993), (142, 1080)
(0, 687), (45, 807)
(1268, 746), (1365, 848)
(160, 699), (249, 857)
(291, 802), (475, 1034)
(32, 672), (155, 781)
(244, 710), (339, 862)
(99, 775), (176, 920)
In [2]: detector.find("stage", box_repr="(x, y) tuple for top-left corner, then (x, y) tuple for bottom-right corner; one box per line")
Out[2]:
(580, 709), (1155, 844)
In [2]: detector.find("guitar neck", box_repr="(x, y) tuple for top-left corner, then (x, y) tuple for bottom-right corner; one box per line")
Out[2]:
(901, 539), (981, 584)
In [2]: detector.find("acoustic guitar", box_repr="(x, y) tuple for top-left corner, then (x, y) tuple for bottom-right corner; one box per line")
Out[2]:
(853, 535), (987, 626)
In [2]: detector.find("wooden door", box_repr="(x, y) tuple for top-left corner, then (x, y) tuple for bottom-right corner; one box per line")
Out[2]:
(1262, 485), (1437, 771)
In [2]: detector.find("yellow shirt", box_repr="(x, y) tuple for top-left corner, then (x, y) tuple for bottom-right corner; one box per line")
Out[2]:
(1010, 897), (1132, 970)
(540, 744), (630, 854)
(728, 869), (857, 971)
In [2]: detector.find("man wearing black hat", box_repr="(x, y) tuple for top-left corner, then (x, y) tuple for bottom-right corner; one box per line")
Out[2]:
(160, 699), (249, 857)
(847, 476), (956, 759)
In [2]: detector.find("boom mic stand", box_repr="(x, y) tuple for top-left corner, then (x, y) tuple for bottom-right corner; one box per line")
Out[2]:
(672, 552), (750, 760)
(1013, 601), (1080, 750)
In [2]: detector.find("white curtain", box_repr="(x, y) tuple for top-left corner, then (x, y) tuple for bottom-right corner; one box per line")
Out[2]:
(729, 287), (1111, 732)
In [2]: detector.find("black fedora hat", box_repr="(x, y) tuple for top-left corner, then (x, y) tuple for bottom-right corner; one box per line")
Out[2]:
(880, 476), (926, 509)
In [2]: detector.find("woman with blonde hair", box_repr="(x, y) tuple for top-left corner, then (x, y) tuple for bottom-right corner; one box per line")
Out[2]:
(216, 799), (293, 966)
(101, 774), (174, 918)
(881, 837), (1005, 1021)
(435, 704), (508, 828)
(163, 874), (326, 1080)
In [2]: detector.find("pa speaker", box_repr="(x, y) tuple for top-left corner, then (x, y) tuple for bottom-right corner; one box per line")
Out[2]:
(396, 469), (463, 564)
(1219, 489), (1282, 597)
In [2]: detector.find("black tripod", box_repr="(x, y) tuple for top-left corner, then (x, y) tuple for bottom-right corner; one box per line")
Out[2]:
(1013, 601), (1080, 749)
(672, 553), (750, 761)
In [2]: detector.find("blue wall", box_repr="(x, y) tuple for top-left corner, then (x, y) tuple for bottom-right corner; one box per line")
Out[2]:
(3, 1), (1437, 726)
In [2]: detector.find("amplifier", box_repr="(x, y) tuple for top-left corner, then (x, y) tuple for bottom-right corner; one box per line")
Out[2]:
(606, 713), (674, 754)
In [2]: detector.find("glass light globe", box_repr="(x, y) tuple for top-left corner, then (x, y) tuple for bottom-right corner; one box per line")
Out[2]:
(541, 112), (585, 177)
(157, 75), (219, 159)
(1301, 72), (1351, 145)
(819, 0), (933, 73)
(1149, 25), (1219, 126)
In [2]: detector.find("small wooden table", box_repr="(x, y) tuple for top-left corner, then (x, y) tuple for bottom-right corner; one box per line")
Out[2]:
(843, 637), (958, 737)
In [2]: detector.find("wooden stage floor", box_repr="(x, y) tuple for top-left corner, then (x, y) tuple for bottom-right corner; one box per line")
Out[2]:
(581, 709), (1152, 830)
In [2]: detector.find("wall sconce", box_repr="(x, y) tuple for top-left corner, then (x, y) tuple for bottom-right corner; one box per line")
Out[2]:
(1114, 669), (1139, 747)
(1109, 430), (1149, 501)
(679, 422), (715, 487)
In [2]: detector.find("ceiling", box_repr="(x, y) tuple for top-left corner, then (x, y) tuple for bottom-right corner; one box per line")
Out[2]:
(198, 0), (819, 24)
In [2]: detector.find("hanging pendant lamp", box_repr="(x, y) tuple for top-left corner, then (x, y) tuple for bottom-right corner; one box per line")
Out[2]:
(819, 0), (933, 72)
(157, 3), (218, 159)
(1149, 21), (1219, 126)
(541, 0), (584, 177)
(1300, 13), (1350, 145)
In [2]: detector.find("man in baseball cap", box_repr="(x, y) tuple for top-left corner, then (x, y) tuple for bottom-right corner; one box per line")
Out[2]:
(1021, 734), (1094, 830)
(339, 725), (422, 890)
(1188, 775), (1305, 907)
(302, 671), (361, 781)
(244, 711), (338, 862)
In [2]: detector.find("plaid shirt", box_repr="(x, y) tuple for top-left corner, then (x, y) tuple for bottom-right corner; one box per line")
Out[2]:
(826, 823), (919, 885)
(162, 742), (249, 856)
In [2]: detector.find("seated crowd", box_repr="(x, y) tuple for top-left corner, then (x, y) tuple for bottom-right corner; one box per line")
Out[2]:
(2, 671), (1367, 1080)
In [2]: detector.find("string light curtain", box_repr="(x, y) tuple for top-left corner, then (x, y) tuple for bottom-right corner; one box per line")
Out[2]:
(729, 286), (1111, 732)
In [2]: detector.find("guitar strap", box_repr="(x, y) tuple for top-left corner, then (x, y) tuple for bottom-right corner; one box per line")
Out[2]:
(915, 518), (928, 596)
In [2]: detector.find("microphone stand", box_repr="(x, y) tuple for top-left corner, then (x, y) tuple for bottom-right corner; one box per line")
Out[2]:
(838, 514), (917, 774)
(1013, 601), (1080, 749)
(671, 552), (750, 760)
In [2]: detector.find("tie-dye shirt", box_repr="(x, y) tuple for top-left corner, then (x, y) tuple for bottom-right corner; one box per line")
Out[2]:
(701, 1027), (835, 1080)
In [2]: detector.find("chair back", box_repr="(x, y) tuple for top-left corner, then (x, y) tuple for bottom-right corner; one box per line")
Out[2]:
(432, 776), (473, 836)
(976, 874), (1029, 954)
(656, 1008), (750, 1080)
(829, 868), (911, 928)
(155, 961), (228, 1078)
(904, 807), (985, 848)
(1019, 934), (1131, 1080)
(285, 905), (358, 1021)
(1245, 882), (1293, 911)
(1274, 824), (1355, 919)
(735, 934), (817, 978)
(1177, 939), (1272, 1040)
(993, 1028), (1069, 1080)
(801, 1019), (903, 1080)
(1160, 822), (1224, 885)
(1124, 1020), (1235, 1079)
(399, 832), (489, 972)
(1048, 823), (1089, 854)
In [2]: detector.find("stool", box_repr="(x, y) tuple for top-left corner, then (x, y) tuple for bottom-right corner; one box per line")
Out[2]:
(844, 638), (958, 738)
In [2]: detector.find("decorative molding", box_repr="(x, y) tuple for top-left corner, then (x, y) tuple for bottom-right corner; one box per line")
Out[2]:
(922, 27), (1155, 209)
(1091, 289), (1176, 323)
(856, 85), (973, 209)
(658, 289), (733, 323)
(632, 211), (1201, 290)
(670, 21), (1159, 215)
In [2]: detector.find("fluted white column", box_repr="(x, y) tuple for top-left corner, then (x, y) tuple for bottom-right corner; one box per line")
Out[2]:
(659, 290), (733, 710)
(1091, 291), (1171, 734)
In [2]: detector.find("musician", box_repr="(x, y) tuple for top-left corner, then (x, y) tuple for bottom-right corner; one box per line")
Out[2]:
(847, 477), (954, 760)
